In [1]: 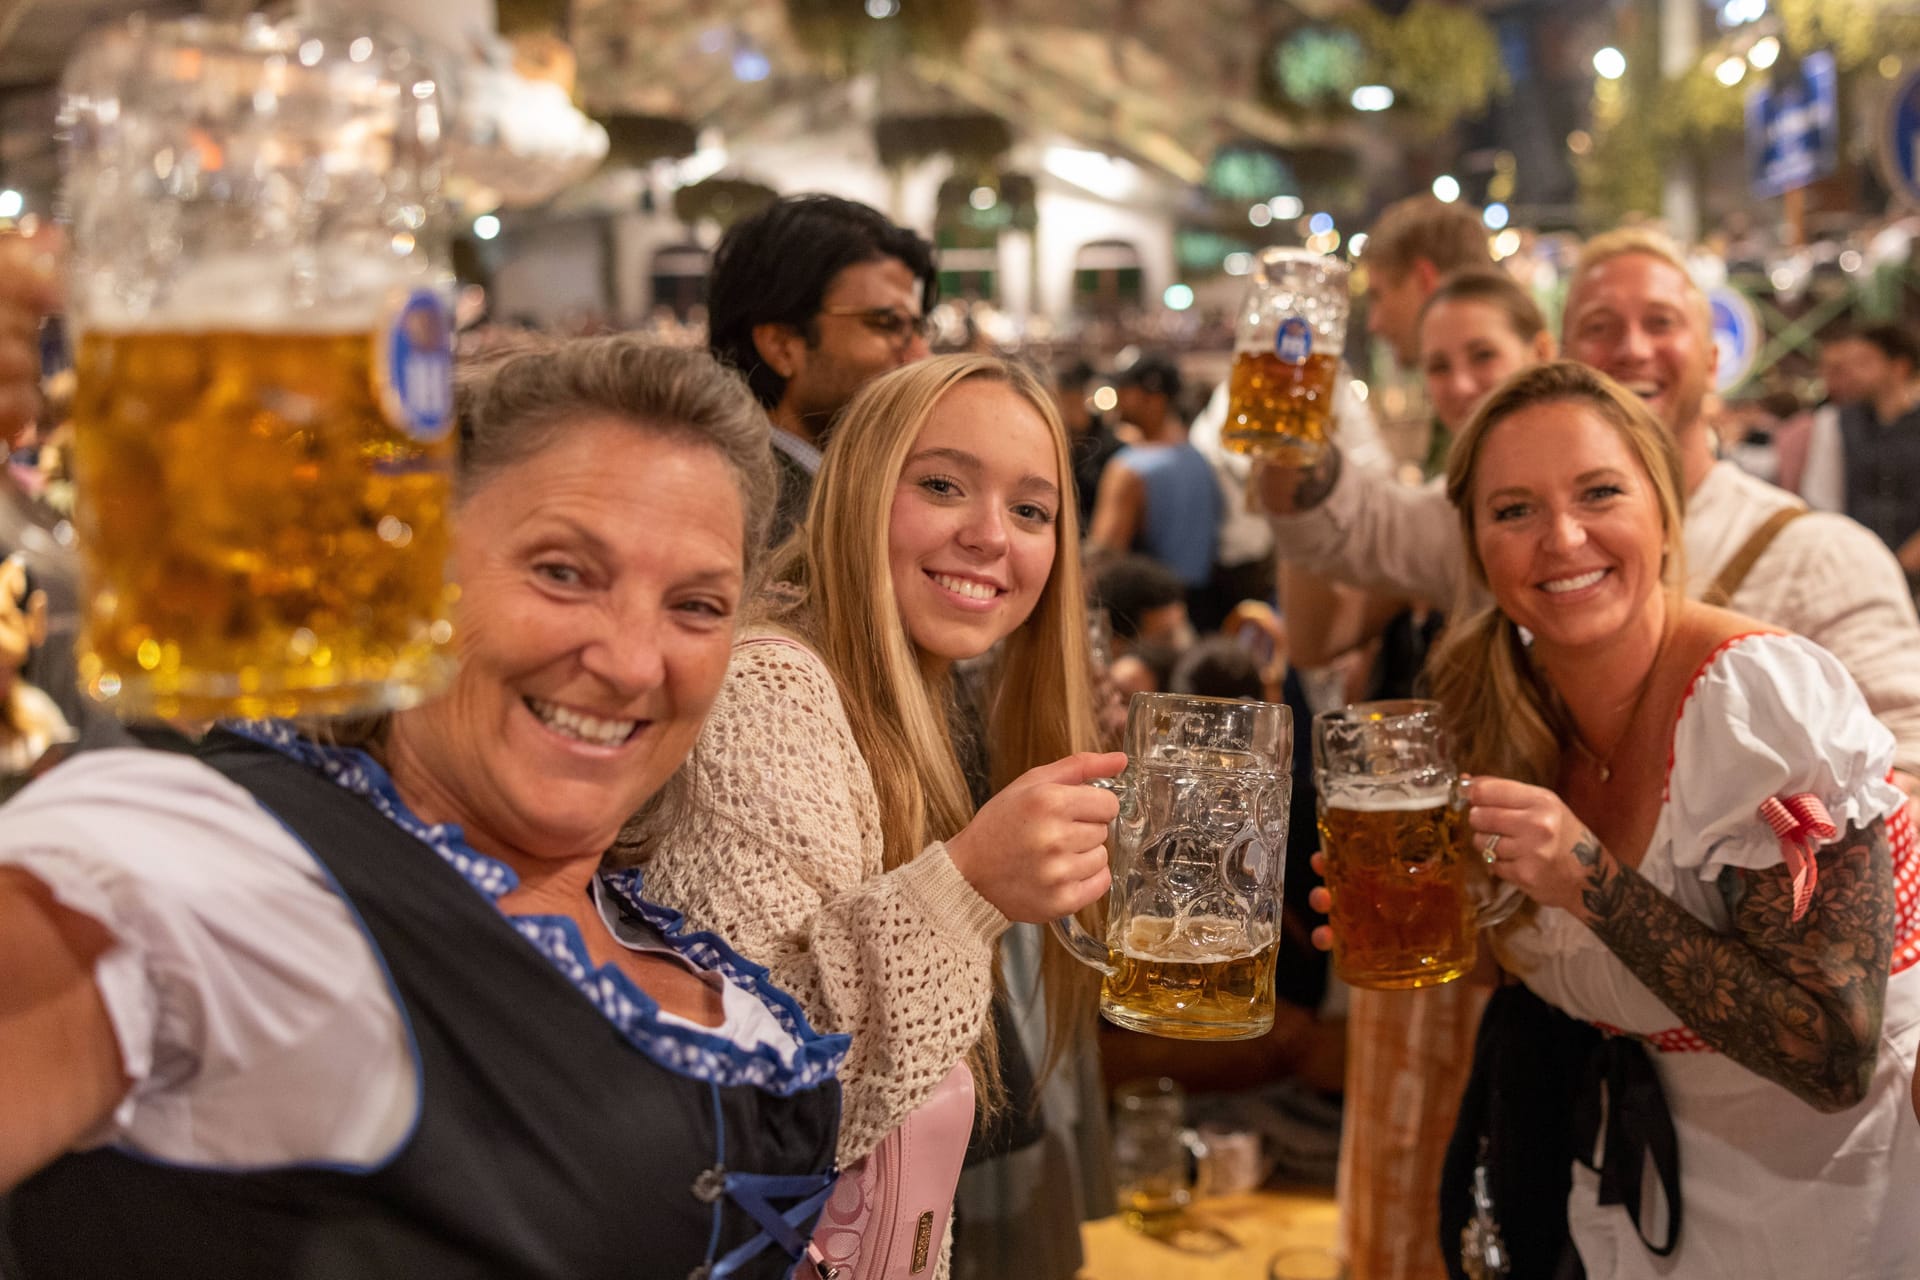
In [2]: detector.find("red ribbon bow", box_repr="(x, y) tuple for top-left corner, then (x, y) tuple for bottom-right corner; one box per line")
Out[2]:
(1758, 793), (1836, 921)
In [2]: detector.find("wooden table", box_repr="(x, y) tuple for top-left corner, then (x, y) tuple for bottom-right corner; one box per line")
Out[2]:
(1078, 1189), (1340, 1279)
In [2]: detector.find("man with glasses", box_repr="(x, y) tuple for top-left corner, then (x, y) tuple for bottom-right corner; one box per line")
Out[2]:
(707, 193), (938, 542)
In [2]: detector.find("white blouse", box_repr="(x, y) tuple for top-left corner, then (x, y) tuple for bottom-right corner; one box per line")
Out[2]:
(0, 743), (829, 1172)
(1502, 633), (1920, 1279)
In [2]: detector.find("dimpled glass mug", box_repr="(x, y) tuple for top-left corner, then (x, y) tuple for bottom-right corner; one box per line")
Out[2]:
(1052, 692), (1291, 1040)
(1313, 699), (1519, 989)
(62, 15), (457, 720)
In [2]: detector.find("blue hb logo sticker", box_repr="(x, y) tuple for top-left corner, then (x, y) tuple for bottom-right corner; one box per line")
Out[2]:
(382, 290), (454, 443)
(1275, 317), (1313, 365)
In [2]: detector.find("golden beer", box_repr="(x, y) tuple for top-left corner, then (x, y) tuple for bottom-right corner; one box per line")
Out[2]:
(71, 327), (457, 719)
(1318, 792), (1476, 989)
(1102, 915), (1278, 1041)
(1221, 349), (1340, 462)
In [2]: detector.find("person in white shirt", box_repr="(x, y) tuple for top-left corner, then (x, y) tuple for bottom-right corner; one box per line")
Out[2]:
(1256, 227), (1920, 788)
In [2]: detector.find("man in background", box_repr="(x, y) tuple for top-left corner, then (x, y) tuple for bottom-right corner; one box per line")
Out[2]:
(706, 194), (937, 542)
(1087, 354), (1220, 605)
(1800, 323), (1920, 581)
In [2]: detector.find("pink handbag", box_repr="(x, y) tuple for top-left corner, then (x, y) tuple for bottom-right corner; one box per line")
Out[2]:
(798, 1061), (976, 1279)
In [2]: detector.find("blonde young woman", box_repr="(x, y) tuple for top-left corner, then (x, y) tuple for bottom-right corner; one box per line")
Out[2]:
(1337, 269), (1555, 1280)
(1425, 362), (1919, 1276)
(623, 354), (1119, 1275)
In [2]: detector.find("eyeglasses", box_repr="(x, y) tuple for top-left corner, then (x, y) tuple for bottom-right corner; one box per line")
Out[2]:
(817, 305), (931, 346)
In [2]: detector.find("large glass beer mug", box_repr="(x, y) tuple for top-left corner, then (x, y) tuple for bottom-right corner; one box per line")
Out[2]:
(1313, 700), (1514, 989)
(61, 16), (457, 719)
(1221, 247), (1350, 463)
(1052, 693), (1291, 1041)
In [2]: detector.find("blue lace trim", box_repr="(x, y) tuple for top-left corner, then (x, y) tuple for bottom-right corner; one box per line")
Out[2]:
(221, 720), (848, 1097)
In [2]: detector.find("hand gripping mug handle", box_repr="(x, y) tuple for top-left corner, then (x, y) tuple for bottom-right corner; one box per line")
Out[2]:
(1048, 774), (1125, 976)
(1458, 777), (1524, 928)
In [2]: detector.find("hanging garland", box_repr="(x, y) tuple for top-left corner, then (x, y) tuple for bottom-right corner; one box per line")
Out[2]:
(874, 112), (1011, 170)
(599, 114), (699, 167)
(673, 177), (779, 229)
(1258, 5), (1506, 132)
(1349, 1), (1509, 133)
(1580, 0), (1912, 222)
(1774, 0), (1920, 73)
(784, 0), (979, 77)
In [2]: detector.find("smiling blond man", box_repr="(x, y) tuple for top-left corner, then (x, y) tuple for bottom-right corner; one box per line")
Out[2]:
(1256, 227), (1920, 780)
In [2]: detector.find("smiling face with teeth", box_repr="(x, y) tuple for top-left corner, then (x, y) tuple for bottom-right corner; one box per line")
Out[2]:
(386, 418), (745, 866)
(1469, 399), (1673, 658)
(886, 379), (1062, 672)
(1562, 250), (1716, 483)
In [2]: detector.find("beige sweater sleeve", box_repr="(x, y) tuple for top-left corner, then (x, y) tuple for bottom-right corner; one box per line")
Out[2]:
(636, 636), (1007, 1165)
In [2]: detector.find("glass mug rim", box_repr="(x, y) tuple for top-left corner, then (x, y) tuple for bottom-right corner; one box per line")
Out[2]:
(1119, 691), (1292, 767)
(1312, 697), (1442, 730)
(1255, 245), (1351, 276)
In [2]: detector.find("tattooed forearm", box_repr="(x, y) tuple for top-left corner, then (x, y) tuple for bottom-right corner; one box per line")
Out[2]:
(1256, 446), (1342, 516)
(1578, 819), (1893, 1113)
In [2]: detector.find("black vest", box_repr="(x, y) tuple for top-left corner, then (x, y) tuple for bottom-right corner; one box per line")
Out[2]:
(1839, 400), (1920, 553)
(3, 732), (840, 1280)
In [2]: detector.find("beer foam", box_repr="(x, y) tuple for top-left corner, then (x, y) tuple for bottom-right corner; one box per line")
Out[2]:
(1320, 783), (1452, 812)
(75, 251), (437, 334)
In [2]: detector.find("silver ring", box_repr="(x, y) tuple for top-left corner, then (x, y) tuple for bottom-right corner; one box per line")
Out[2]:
(1482, 833), (1502, 865)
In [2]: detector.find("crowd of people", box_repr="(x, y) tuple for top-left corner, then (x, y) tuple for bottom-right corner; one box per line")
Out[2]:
(2, 182), (1919, 1280)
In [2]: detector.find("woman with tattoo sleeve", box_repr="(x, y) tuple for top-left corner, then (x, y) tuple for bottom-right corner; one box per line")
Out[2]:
(1424, 362), (1920, 1276)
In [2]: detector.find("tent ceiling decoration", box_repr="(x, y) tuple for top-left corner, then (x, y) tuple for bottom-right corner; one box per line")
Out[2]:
(569, 0), (1433, 190)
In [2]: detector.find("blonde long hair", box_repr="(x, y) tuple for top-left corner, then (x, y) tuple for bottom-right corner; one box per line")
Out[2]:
(774, 353), (1102, 1096)
(1426, 361), (1687, 785)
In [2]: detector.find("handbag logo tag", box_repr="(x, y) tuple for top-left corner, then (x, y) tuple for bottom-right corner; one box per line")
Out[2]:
(910, 1211), (934, 1273)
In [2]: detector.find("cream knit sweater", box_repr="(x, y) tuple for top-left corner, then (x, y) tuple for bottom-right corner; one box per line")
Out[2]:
(624, 631), (1009, 1166)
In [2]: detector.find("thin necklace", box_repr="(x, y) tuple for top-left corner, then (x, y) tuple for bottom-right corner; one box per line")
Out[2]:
(1569, 628), (1668, 784)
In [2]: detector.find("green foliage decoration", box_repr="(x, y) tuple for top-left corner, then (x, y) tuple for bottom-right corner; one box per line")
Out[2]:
(1271, 28), (1366, 108)
(1775, 0), (1920, 73)
(1350, 1), (1509, 132)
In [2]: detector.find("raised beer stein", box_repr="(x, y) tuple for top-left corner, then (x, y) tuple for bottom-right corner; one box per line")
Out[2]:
(1221, 247), (1350, 464)
(1051, 692), (1291, 1041)
(61, 16), (457, 719)
(1312, 700), (1517, 990)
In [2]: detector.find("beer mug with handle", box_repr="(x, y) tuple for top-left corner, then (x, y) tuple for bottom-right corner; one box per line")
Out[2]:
(61, 15), (458, 720)
(1051, 692), (1291, 1041)
(1221, 247), (1350, 464)
(1313, 700), (1519, 990)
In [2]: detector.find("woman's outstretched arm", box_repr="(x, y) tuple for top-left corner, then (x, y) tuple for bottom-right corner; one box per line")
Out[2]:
(0, 867), (129, 1191)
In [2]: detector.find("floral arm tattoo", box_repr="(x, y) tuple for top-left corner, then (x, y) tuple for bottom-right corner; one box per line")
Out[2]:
(1258, 445), (1342, 516)
(1574, 819), (1893, 1112)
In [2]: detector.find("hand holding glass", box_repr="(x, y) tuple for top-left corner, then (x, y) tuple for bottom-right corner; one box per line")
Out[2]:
(1051, 693), (1292, 1040)
(1312, 700), (1517, 989)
